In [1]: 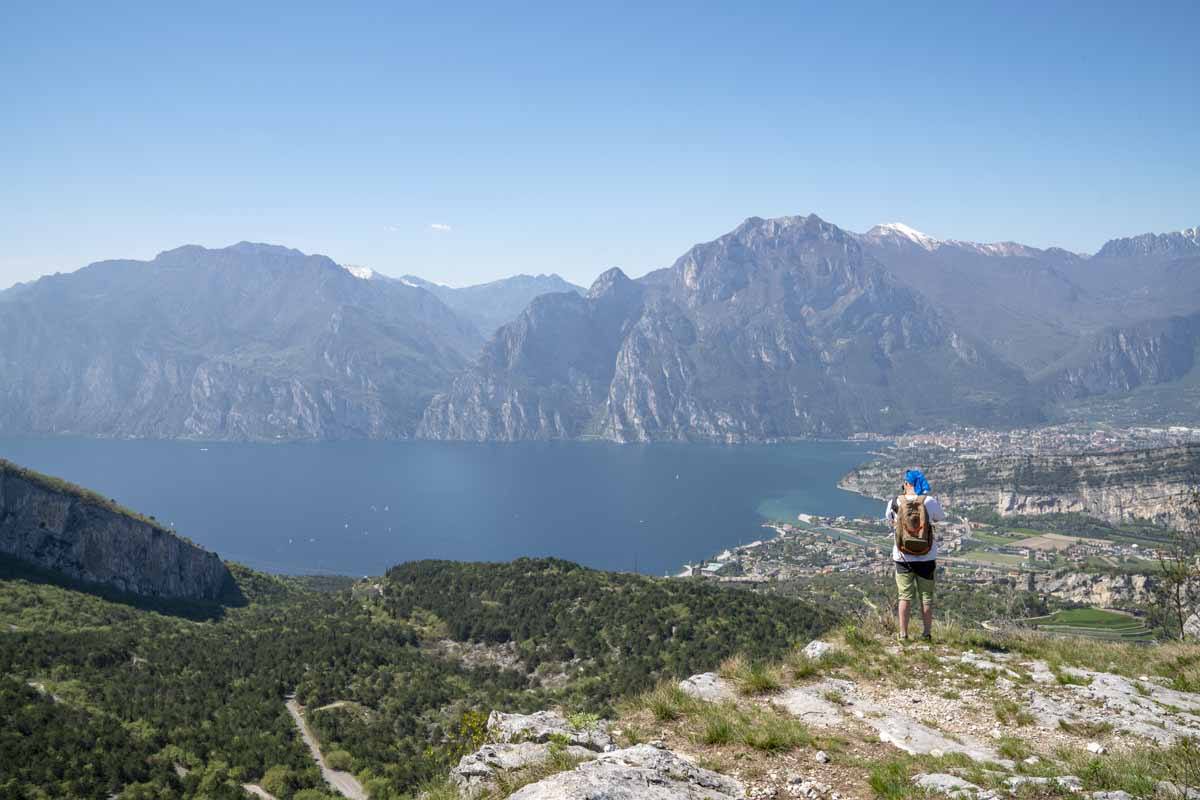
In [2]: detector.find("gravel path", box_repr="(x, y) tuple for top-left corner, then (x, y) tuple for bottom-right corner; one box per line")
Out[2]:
(285, 697), (367, 800)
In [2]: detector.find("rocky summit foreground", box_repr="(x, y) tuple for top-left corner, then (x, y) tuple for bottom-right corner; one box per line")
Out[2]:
(441, 624), (1200, 800)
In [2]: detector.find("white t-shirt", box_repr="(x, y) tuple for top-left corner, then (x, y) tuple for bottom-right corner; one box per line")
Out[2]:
(886, 494), (945, 562)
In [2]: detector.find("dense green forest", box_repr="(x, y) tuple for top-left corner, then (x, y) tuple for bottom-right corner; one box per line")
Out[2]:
(0, 557), (835, 799)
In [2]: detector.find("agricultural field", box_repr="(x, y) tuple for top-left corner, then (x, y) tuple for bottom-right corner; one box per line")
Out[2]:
(1024, 607), (1155, 642)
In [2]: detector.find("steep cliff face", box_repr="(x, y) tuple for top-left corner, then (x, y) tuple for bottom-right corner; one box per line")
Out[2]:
(841, 444), (1200, 527)
(1037, 313), (1200, 402)
(0, 460), (230, 600)
(1030, 570), (1156, 608)
(420, 215), (1039, 442)
(418, 270), (645, 440)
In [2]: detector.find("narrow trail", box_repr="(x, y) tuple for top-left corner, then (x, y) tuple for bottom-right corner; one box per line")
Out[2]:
(285, 696), (367, 800)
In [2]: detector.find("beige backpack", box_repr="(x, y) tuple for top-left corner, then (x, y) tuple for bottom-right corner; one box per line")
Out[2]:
(894, 495), (934, 556)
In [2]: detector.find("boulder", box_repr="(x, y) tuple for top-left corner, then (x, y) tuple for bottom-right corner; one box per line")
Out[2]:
(507, 744), (745, 799)
(912, 773), (995, 799)
(679, 673), (735, 703)
(451, 742), (594, 797)
(1156, 781), (1200, 799)
(488, 710), (615, 752)
(777, 683), (849, 728)
(801, 641), (836, 660)
(1006, 776), (1083, 792)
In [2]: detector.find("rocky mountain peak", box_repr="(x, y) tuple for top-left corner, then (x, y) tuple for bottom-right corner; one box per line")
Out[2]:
(587, 267), (635, 299)
(1095, 226), (1200, 259)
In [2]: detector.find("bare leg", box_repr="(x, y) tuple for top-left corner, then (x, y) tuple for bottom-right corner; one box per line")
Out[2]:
(898, 599), (911, 639)
(921, 604), (933, 637)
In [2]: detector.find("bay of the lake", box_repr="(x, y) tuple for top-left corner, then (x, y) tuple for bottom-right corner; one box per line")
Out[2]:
(0, 438), (883, 577)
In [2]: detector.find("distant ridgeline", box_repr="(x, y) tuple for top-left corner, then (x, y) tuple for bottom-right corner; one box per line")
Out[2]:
(0, 458), (231, 600)
(840, 443), (1200, 528)
(2, 218), (1198, 443)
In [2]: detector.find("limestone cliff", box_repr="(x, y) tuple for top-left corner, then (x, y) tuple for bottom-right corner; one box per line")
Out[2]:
(420, 215), (1039, 442)
(840, 443), (1200, 527)
(1030, 570), (1156, 608)
(0, 459), (230, 600)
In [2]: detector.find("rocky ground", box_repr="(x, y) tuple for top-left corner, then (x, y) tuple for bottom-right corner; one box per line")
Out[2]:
(432, 622), (1200, 800)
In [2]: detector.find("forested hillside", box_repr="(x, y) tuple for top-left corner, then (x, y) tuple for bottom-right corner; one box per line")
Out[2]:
(0, 557), (834, 799)
(385, 559), (836, 700)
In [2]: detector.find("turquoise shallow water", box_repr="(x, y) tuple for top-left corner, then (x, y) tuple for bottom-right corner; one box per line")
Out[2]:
(0, 438), (881, 577)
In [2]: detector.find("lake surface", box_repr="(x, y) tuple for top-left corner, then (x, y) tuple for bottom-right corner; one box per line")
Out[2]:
(0, 438), (882, 577)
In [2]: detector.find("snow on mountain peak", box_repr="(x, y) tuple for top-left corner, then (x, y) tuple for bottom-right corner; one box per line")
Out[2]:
(343, 264), (375, 280)
(871, 222), (941, 251)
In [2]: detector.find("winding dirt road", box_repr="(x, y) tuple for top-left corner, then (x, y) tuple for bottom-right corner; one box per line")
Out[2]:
(285, 697), (367, 800)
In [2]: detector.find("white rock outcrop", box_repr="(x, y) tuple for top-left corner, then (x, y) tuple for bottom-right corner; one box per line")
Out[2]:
(507, 744), (745, 799)
(488, 710), (615, 751)
(678, 672), (736, 703)
(451, 742), (595, 797)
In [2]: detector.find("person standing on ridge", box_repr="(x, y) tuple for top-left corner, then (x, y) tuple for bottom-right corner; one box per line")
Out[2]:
(885, 469), (944, 642)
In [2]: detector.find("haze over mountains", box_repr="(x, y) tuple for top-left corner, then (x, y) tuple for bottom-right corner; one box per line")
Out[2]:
(398, 273), (585, 337)
(2, 216), (1197, 442)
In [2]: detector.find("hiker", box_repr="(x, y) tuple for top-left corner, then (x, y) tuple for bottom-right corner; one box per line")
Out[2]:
(885, 468), (945, 642)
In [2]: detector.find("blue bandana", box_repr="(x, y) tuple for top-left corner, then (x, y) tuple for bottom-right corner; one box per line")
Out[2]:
(904, 469), (931, 496)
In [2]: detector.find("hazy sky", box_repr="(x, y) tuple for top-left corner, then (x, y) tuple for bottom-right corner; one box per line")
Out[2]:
(2, 1), (1197, 289)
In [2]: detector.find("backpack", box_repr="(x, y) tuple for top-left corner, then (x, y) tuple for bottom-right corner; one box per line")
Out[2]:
(894, 495), (934, 556)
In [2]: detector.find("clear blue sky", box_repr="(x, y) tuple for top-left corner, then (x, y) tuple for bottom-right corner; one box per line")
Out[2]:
(2, 1), (1197, 289)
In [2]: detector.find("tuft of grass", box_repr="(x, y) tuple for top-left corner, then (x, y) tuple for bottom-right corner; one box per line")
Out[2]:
(416, 777), (462, 800)
(688, 704), (812, 753)
(1046, 738), (1200, 797)
(787, 645), (851, 681)
(997, 735), (1033, 761)
(620, 723), (647, 746)
(739, 708), (812, 752)
(868, 759), (919, 800)
(742, 663), (784, 696)
(842, 624), (875, 650)
(1055, 670), (1093, 687)
(994, 698), (1035, 726)
(697, 705), (738, 746)
(788, 652), (820, 680)
(1057, 719), (1113, 738)
(567, 711), (601, 731)
(719, 655), (783, 696)
(635, 681), (700, 722)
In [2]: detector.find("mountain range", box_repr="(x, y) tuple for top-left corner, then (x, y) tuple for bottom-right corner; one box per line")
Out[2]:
(398, 272), (585, 337)
(2, 217), (1197, 442)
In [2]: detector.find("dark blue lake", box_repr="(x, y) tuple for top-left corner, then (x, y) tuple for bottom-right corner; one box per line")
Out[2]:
(0, 439), (881, 577)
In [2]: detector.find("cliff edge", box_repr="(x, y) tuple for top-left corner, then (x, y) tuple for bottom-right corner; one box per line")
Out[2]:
(0, 459), (231, 600)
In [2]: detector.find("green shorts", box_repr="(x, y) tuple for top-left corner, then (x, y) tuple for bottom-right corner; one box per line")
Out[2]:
(895, 562), (936, 607)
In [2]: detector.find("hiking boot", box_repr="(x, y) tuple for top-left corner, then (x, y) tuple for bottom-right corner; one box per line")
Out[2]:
(920, 632), (933, 643)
